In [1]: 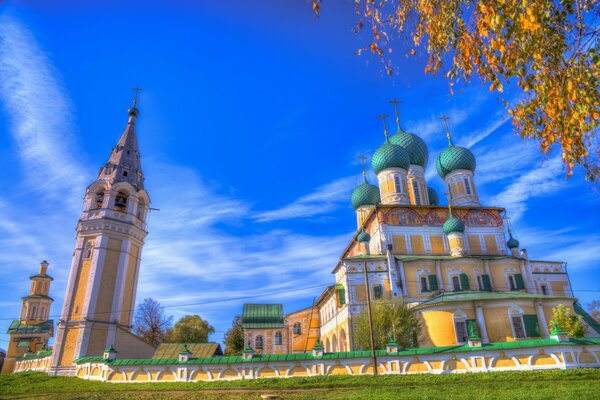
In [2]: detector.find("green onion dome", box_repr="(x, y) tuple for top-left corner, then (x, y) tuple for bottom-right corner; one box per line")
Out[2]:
(351, 179), (381, 210)
(436, 141), (476, 178)
(507, 233), (520, 249)
(427, 187), (439, 206)
(371, 139), (411, 175)
(389, 129), (429, 168)
(356, 228), (371, 243)
(443, 212), (465, 235)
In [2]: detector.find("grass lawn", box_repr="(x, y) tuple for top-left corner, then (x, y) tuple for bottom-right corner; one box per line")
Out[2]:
(0, 369), (599, 400)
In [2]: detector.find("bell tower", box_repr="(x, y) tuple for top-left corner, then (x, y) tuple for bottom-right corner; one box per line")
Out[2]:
(50, 93), (155, 375)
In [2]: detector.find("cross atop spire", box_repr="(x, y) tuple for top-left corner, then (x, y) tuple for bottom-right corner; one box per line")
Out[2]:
(439, 114), (453, 146)
(378, 113), (390, 139)
(389, 99), (402, 130)
(131, 87), (143, 107)
(357, 154), (368, 182)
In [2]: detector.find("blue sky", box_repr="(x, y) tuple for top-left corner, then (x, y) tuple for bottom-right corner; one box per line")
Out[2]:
(0, 1), (598, 348)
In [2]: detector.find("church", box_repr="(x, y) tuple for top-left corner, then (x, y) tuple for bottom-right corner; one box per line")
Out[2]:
(3, 96), (600, 379)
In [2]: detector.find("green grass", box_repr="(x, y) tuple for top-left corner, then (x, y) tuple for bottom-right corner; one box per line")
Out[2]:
(1, 369), (599, 400)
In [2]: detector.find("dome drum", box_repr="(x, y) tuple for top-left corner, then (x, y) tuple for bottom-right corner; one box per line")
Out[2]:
(377, 169), (410, 205)
(444, 170), (479, 207)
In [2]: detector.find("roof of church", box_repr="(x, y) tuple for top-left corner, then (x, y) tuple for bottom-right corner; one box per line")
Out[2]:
(416, 291), (568, 307)
(242, 304), (284, 329)
(97, 105), (145, 191)
(7, 319), (53, 335)
(574, 302), (600, 334)
(152, 343), (223, 359)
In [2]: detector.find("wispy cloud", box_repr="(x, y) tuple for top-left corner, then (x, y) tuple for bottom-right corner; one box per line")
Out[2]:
(0, 15), (88, 205)
(253, 176), (357, 222)
(489, 157), (564, 219)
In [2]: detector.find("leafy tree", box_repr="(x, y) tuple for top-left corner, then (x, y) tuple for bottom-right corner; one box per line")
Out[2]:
(586, 300), (600, 322)
(353, 299), (422, 350)
(165, 315), (215, 343)
(223, 315), (245, 356)
(314, 0), (600, 181)
(133, 298), (173, 347)
(549, 303), (587, 338)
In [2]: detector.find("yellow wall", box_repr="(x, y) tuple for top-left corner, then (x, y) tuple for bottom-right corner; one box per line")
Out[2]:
(120, 244), (139, 325)
(95, 238), (122, 322)
(410, 235), (424, 254)
(69, 255), (93, 320)
(421, 311), (456, 346)
(468, 236), (482, 254)
(57, 327), (80, 367)
(393, 235), (407, 253)
(430, 236), (445, 255)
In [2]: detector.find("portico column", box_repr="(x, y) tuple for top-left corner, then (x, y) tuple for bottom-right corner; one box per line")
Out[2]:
(398, 261), (407, 298)
(536, 302), (550, 337)
(475, 304), (489, 344)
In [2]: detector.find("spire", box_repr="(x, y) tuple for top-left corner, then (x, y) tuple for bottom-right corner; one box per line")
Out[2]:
(98, 89), (145, 191)
(439, 115), (453, 146)
(389, 99), (402, 131)
(378, 113), (390, 141)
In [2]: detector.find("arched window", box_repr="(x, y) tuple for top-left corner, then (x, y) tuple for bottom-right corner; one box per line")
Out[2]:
(255, 335), (264, 350)
(84, 241), (94, 259)
(274, 331), (282, 345)
(413, 183), (422, 205)
(510, 309), (526, 339)
(94, 191), (105, 209)
(293, 322), (302, 335)
(114, 191), (128, 211)
(453, 310), (468, 344)
(394, 175), (402, 193)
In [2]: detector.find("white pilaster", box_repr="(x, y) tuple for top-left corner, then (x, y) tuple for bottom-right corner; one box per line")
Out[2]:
(536, 302), (550, 338)
(435, 261), (444, 290)
(475, 304), (489, 344)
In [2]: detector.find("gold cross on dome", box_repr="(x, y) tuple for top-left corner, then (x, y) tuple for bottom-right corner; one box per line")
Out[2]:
(389, 99), (402, 128)
(438, 114), (452, 141)
(131, 87), (143, 106)
(377, 113), (389, 138)
(357, 155), (368, 177)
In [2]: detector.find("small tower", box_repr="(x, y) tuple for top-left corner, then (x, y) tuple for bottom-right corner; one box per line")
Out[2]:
(506, 220), (520, 257)
(388, 99), (430, 206)
(372, 114), (411, 205)
(356, 228), (371, 255)
(1, 261), (54, 374)
(436, 116), (479, 207)
(351, 155), (380, 228)
(443, 204), (467, 257)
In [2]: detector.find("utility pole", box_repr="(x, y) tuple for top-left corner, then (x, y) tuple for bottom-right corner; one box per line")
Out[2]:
(363, 261), (378, 375)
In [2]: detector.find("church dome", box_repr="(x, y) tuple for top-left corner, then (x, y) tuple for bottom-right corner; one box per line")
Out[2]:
(507, 234), (520, 249)
(356, 228), (371, 243)
(443, 212), (465, 235)
(436, 145), (476, 178)
(389, 129), (429, 168)
(371, 140), (410, 175)
(427, 187), (439, 205)
(351, 181), (381, 209)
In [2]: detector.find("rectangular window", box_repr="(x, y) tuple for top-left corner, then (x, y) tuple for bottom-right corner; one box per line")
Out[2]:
(481, 274), (492, 291)
(452, 276), (461, 291)
(541, 284), (547, 295)
(428, 275), (439, 291)
(413, 183), (421, 205)
(336, 286), (346, 305)
(459, 273), (470, 290)
(514, 273), (525, 290)
(394, 175), (402, 193)
(511, 316), (526, 339)
(373, 284), (383, 299)
(420, 276), (429, 292)
(464, 178), (472, 195)
(523, 315), (540, 337)
(455, 321), (468, 343)
(508, 275), (516, 291)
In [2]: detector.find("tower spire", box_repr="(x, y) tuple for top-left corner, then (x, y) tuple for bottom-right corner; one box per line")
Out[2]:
(98, 91), (145, 190)
(378, 113), (390, 140)
(389, 99), (402, 131)
(439, 115), (453, 146)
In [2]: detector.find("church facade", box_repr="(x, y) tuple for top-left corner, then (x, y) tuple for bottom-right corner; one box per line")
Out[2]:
(6, 98), (600, 380)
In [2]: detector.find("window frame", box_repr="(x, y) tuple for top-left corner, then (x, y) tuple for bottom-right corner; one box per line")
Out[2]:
(454, 320), (468, 344)
(413, 183), (422, 205)
(452, 275), (461, 291)
(274, 331), (283, 346)
(511, 315), (526, 339)
(255, 335), (264, 350)
(420, 276), (429, 293)
(293, 322), (302, 335)
(464, 178), (472, 195)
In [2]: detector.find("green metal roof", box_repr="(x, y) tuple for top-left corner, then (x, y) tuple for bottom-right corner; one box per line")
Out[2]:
(394, 255), (512, 261)
(416, 291), (568, 308)
(573, 302), (600, 334)
(436, 144), (476, 178)
(389, 129), (429, 168)
(507, 233), (520, 249)
(371, 140), (410, 175)
(16, 350), (53, 361)
(351, 180), (380, 210)
(152, 343), (223, 359)
(7, 319), (53, 335)
(356, 228), (371, 243)
(73, 337), (600, 365)
(242, 304), (284, 329)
